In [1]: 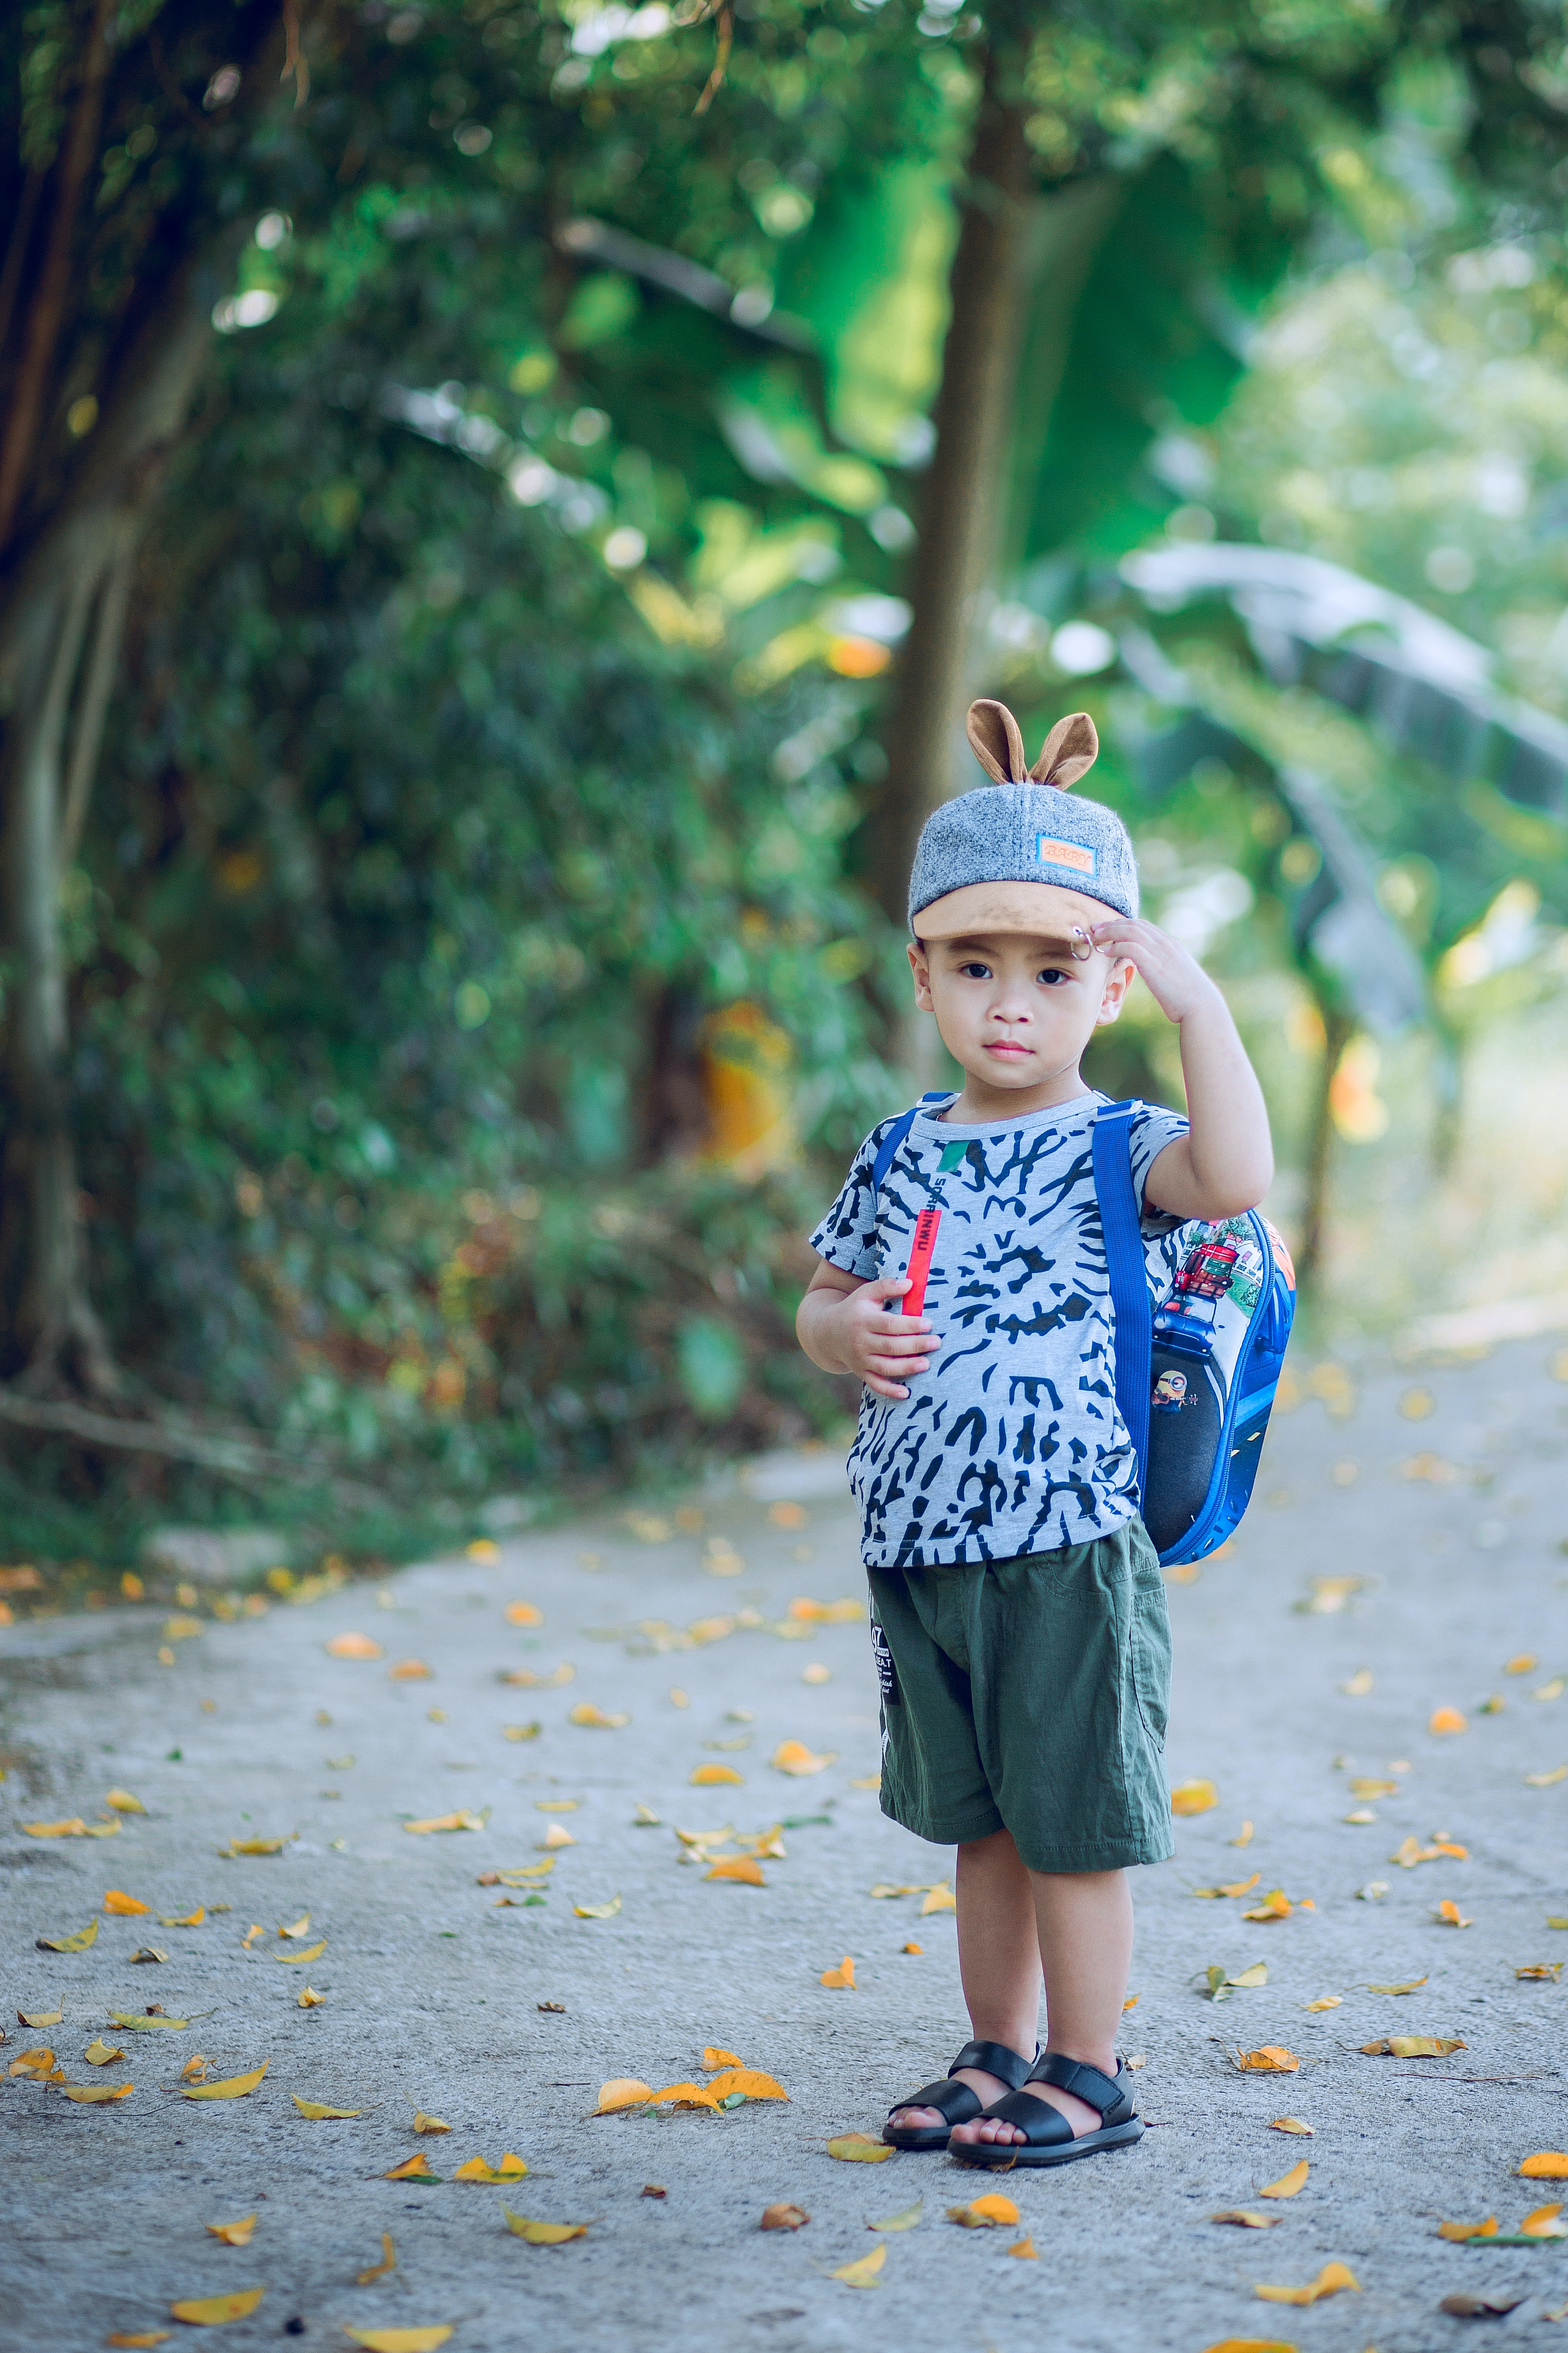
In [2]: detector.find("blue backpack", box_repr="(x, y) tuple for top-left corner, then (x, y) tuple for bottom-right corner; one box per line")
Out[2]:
(869, 1094), (1296, 1567)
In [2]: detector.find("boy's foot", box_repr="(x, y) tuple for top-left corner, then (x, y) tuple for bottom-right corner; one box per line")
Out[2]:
(945, 2075), (1101, 2149)
(883, 2039), (1036, 2150)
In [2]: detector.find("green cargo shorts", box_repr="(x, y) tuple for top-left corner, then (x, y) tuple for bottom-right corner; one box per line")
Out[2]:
(866, 1518), (1174, 1876)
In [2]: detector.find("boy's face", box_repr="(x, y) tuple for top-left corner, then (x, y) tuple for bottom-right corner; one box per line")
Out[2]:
(907, 908), (1134, 1097)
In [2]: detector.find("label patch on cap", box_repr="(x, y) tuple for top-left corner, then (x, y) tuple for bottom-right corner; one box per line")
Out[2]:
(1037, 835), (1097, 876)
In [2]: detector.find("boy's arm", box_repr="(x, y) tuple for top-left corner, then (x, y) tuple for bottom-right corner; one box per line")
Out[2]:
(1087, 917), (1274, 1221)
(796, 1259), (941, 1403)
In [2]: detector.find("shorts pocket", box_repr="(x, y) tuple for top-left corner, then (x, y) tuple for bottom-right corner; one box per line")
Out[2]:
(1128, 1547), (1172, 1751)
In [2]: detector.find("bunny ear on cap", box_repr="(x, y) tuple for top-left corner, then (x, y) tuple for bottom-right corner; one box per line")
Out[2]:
(965, 698), (1028, 784)
(1030, 709), (1099, 789)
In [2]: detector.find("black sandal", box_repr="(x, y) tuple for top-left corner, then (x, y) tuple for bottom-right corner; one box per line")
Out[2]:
(882, 2039), (1037, 2152)
(952, 2051), (1143, 2168)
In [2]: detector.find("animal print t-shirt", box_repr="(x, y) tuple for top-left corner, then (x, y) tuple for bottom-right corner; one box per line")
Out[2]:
(809, 1092), (1190, 1567)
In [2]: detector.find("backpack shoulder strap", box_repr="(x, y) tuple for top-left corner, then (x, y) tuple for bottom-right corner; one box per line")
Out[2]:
(1092, 1098), (1151, 1503)
(870, 1093), (952, 1197)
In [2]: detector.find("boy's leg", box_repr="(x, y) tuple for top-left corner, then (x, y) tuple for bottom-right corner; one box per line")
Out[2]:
(948, 1865), (1133, 2148)
(886, 1827), (1041, 2134)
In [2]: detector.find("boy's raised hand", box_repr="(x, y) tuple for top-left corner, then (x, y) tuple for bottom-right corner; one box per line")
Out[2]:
(806, 1272), (941, 1401)
(1085, 915), (1219, 1023)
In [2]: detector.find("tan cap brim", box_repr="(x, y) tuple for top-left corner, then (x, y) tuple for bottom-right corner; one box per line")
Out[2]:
(912, 879), (1112, 942)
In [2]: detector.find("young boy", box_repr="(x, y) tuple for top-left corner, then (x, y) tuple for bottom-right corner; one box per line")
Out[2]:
(796, 699), (1273, 2167)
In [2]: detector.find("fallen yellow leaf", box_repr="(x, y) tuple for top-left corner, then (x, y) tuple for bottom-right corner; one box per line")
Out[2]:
(11, 2046), (57, 2077)
(1348, 1776), (1399, 1798)
(831, 2242), (887, 2287)
(413, 2110), (450, 2135)
(701, 2047), (742, 2070)
(16, 2010), (62, 2027)
(324, 1632), (383, 1658)
(1361, 2036), (1466, 2057)
(1236, 2048), (1300, 2073)
(1228, 1820), (1255, 1847)
(828, 2133), (894, 2163)
(1526, 1765), (1568, 1786)
(1254, 2259), (1359, 2306)
(501, 2207), (588, 2245)
(597, 2078), (654, 2113)
(59, 2081), (132, 2102)
(1212, 2211), (1283, 2229)
(106, 2335), (171, 2347)
(1270, 2118), (1313, 2135)
(298, 1987), (325, 2009)
(1193, 1873), (1262, 1900)
(503, 1723), (541, 1742)
(568, 1703), (629, 1728)
(355, 2233), (396, 2285)
(84, 2040), (124, 2066)
(104, 1788), (147, 1814)
(181, 2061), (268, 2101)
(204, 2215), (257, 2246)
(1436, 1899), (1473, 1927)
(1521, 2154), (1568, 2179)
(158, 1908), (206, 1929)
(1171, 1779), (1218, 1816)
(403, 1810), (488, 1835)
(292, 2096), (362, 2118)
(35, 1918), (98, 1952)
(1340, 1668), (1374, 1696)
(771, 1739), (835, 1776)
(182, 2059), (208, 2082)
(690, 1763), (744, 1787)
(1006, 2237), (1039, 2260)
(1242, 1889), (1296, 1922)
(1303, 1998), (1341, 2013)
(221, 1837), (290, 1856)
(276, 1940), (327, 1966)
(453, 2154), (528, 2182)
(540, 1824), (576, 1851)
(108, 2012), (189, 2030)
(920, 1885), (956, 1916)
(1507, 1653), (1540, 1674)
(278, 1913), (311, 1938)
(1518, 1962), (1565, 1981)
(902, 1941), (923, 1954)
(1536, 1678), (1567, 1702)
(1260, 2160), (1309, 2198)
(787, 1596), (863, 1623)
(704, 2067), (787, 2105)
(341, 2331), (454, 2353)
(128, 1947), (170, 1965)
(867, 2199), (923, 2232)
(104, 1890), (152, 1917)
(573, 1896), (622, 1919)
(1366, 1977), (1428, 1994)
(947, 2194), (1019, 2228)
(168, 2289), (264, 2325)
(820, 1956), (856, 1989)
(761, 2202), (809, 2231)
(1438, 2216), (1497, 2241)
(25, 1817), (90, 1837)
(705, 1856), (765, 1885)
(504, 1601), (544, 1626)
(1429, 1706), (1468, 1735)
(501, 1663), (576, 1688)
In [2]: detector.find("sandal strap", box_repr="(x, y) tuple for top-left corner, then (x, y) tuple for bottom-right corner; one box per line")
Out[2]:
(888, 2075), (984, 2128)
(978, 2088), (1073, 2147)
(1025, 2051), (1131, 2120)
(950, 2039), (1036, 2092)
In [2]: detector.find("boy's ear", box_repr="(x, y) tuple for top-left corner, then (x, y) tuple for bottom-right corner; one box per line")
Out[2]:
(1030, 710), (1099, 790)
(1095, 955), (1135, 1026)
(966, 698), (1027, 784)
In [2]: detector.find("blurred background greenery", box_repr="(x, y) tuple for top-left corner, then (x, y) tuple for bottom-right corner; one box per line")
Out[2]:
(2, 0), (1566, 1580)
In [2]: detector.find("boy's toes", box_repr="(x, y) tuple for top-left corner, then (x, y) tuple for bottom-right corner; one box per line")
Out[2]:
(887, 2103), (942, 2133)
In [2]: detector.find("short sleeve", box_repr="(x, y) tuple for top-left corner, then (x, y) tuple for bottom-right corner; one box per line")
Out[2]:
(1129, 1101), (1190, 1236)
(807, 1125), (886, 1280)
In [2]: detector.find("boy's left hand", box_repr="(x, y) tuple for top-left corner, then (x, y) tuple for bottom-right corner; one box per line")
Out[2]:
(1086, 916), (1221, 1025)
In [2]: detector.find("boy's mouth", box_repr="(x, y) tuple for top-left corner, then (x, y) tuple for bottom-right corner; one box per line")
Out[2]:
(984, 1040), (1032, 1058)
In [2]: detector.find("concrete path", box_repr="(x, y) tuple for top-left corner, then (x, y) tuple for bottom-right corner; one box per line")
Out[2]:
(5, 1338), (1568, 2352)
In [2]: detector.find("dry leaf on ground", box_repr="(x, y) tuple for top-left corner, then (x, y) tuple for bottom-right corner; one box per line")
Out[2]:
(383, 2155), (436, 2181)
(573, 1896), (622, 1919)
(106, 2335), (170, 2347)
(298, 1987), (325, 2008)
(1523, 2204), (1568, 2237)
(1429, 1707), (1468, 1735)
(167, 2289), (264, 2325)
(128, 1948), (169, 1965)
(827, 2133), (893, 2163)
(220, 1838), (290, 1857)
(108, 2012), (188, 2031)
(181, 2061), (268, 2101)
(947, 2194), (1019, 2228)
(1341, 1668), (1374, 1696)
(84, 2040), (124, 2066)
(1254, 2260), (1359, 2306)
(705, 1857), (765, 1886)
(324, 1633), (382, 1659)
(388, 1660), (432, 1681)
(17, 2010), (62, 2028)
(819, 1957), (856, 1989)
(1438, 2217), (1497, 2240)
(278, 1913), (311, 1938)
(702, 2048), (742, 2070)
(1270, 2117), (1313, 2134)
(1006, 2237), (1038, 2259)
(203, 2216), (256, 2246)
(341, 2330), (454, 2353)
(1441, 2294), (1524, 2318)
(1260, 2161), (1309, 2199)
(830, 2244), (886, 2287)
(1193, 1874), (1262, 1900)
(1303, 1998), (1340, 2013)
(920, 1885), (955, 1915)
(292, 2096), (361, 2118)
(276, 1941), (327, 1966)
(11, 2047), (58, 2076)
(404, 1810), (488, 1835)
(1365, 1977), (1427, 1994)
(59, 2082), (132, 2102)
(761, 2203), (808, 2231)
(36, 1918), (98, 1952)
(504, 1601), (544, 1626)
(501, 2208), (588, 2244)
(595, 2079), (654, 2113)
(1518, 1963), (1565, 1981)
(690, 1764), (744, 1787)
(501, 1663), (575, 1688)
(1236, 2048), (1300, 2073)
(541, 1825), (575, 1849)
(412, 2110), (450, 2134)
(356, 2234), (396, 2284)
(453, 2154), (527, 2182)
(1171, 1779), (1218, 1816)
(867, 2200), (922, 2232)
(1520, 2154), (1568, 2178)
(1212, 2212), (1284, 2229)
(104, 1890), (151, 1916)
(787, 1597), (862, 1623)
(1348, 1777), (1399, 1798)
(1360, 2036), (1465, 2057)
(1228, 1821), (1255, 1847)
(1436, 1899), (1474, 1927)
(771, 1740), (834, 1776)
(159, 1908), (206, 1929)
(568, 1703), (629, 1728)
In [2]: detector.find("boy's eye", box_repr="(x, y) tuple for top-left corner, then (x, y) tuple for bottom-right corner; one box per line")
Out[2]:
(1037, 966), (1071, 986)
(957, 962), (991, 980)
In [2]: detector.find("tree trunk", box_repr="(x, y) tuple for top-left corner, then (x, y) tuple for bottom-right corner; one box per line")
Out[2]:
(0, 248), (227, 1391)
(870, 45), (1034, 933)
(1299, 1003), (1351, 1294)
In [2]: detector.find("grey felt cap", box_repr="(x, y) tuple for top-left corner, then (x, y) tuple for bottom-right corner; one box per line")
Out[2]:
(908, 700), (1140, 934)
